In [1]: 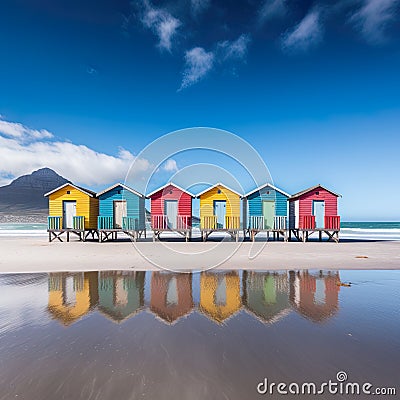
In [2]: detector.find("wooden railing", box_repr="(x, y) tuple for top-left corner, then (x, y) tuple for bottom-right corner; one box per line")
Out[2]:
(98, 216), (113, 229)
(249, 216), (264, 230)
(48, 216), (84, 229)
(299, 215), (315, 229)
(325, 216), (340, 230)
(274, 216), (287, 230)
(123, 217), (140, 230)
(249, 216), (287, 230)
(225, 216), (240, 229)
(201, 216), (217, 229)
(48, 216), (62, 230)
(177, 215), (191, 230)
(73, 216), (85, 230)
(152, 215), (168, 230)
(201, 215), (240, 230)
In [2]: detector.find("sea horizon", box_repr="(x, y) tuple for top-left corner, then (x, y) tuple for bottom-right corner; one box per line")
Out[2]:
(1, 221), (400, 240)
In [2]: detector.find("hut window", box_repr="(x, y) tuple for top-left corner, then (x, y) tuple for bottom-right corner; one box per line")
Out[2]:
(117, 190), (121, 194)
(316, 191), (319, 195)
(218, 189), (221, 194)
(169, 190), (173, 194)
(67, 190), (70, 194)
(266, 191), (270, 194)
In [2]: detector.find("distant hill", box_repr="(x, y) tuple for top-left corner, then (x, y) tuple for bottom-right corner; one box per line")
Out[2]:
(0, 168), (70, 218)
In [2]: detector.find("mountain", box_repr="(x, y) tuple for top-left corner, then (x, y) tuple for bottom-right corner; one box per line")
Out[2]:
(0, 168), (70, 216)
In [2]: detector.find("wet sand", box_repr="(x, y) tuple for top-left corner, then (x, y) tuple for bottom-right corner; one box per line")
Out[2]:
(0, 269), (399, 400)
(0, 237), (399, 272)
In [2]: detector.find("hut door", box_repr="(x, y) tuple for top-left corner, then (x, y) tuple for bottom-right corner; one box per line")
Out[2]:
(114, 201), (127, 229)
(313, 201), (325, 228)
(262, 201), (275, 229)
(165, 200), (178, 229)
(63, 200), (76, 229)
(213, 201), (226, 228)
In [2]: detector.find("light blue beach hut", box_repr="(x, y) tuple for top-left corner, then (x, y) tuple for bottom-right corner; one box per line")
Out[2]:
(97, 183), (146, 242)
(243, 183), (290, 241)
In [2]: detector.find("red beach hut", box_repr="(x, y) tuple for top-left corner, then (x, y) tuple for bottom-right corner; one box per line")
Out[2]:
(147, 182), (194, 241)
(288, 184), (341, 241)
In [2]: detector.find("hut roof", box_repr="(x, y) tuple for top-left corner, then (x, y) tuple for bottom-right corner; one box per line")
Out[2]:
(44, 183), (96, 197)
(243, 183), (290, 198)
(96, 182), (145, 198)
(146, 182), (195, 198)
(196, 182), (242, 198)
(290, 184), (341, 200)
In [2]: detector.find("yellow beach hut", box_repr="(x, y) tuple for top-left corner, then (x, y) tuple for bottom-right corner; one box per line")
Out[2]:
(197, 183), (241, 241)
(199, 271), (241, 324)
(45, 183), (99, 242)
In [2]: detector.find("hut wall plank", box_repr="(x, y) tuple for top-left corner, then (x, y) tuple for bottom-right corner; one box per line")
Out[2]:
(48, 184), (98, 229)
(247, 187), (288, 217)
(150, 184), (192, 218)
(199, 185), (240, 219)
(98, 185), (145, 229)
(288, 187), (339, 229)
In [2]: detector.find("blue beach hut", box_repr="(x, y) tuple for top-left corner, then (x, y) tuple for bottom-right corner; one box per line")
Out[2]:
(97, 183), (146, 242)
(243, 183), (290, 241)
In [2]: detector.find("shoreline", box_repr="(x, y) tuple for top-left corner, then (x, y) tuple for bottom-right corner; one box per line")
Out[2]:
(0, 237), (399, 273)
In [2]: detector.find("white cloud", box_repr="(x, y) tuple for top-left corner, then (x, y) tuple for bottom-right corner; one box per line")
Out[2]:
(0, 120), (152, 187)
(0, 118), (53, 140)
(191, 0), (210, 16)
(179, 47), (215, 90)
(218, 34), (251, 61)
(259, 0), (288, 23)
(281, 9), (323, 53)
(163, 159), (178, 172)
(140, 0), (181, 52)
(350, 0), (399, 43)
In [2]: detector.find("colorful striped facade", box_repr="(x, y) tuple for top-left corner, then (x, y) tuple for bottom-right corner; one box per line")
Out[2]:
(97, 183), (145, 230)
(45, 183), (98, 230)
(148, 183), (193, 230)
(243, 183), (290, 230)
(289, 185), (341, 230)
(198, 183), (241, 230)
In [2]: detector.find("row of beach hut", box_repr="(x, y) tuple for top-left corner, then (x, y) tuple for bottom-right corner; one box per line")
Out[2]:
(45, 181), (341, 242)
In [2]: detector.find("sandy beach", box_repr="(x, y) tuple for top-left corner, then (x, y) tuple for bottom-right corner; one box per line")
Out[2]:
(0, 237), (399, 272)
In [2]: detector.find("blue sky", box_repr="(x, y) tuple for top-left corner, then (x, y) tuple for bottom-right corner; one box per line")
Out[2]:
(0, 0), (399, 220)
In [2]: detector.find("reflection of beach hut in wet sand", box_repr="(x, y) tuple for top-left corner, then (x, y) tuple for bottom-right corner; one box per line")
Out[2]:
(47, 272), (99, 325)
(289, 270), (340, 323)
(243, 183), (290, 241)
(242, 271), (291, 323)
(197, 183), (241, 241)
(45, 183), (99, 242)
(289, 185), (341, 242)
(199, 271), (241, 323)
(97, 183), (146, 242)
(148, 183), (194, 241)
(98, 271), (145, 322)
(150, 272), (193, 324)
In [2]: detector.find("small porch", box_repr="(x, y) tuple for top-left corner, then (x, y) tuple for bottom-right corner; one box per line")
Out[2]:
(47, 216), (97, 242)
(97, 216), (146, 242)
(290, 216), (341, 243)
(247, 216), (288, 242)
(200, 216), (241, 242)
(151, 215), (192, 241)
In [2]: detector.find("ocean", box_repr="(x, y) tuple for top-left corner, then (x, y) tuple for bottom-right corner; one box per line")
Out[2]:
(0, 222), (399, 240)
